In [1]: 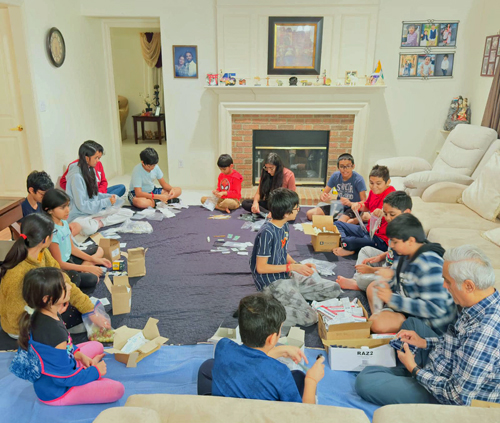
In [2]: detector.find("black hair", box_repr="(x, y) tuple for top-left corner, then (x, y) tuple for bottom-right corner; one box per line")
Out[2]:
(337, 153), (354, 167)
(238, 293), (286, 348)
(18, 267), (67, 350)
(26, 171), (54, 194)
(41, 188), (70, 213)
(0, 214), (54, 280)
(217, 154), (233, 168)
(268, 188), (299, 220)
(369, 164), (390, 182)
(259, 153), (284, 201)
(140, 148), (159, 165)
(383, 191), (412, 212)
(78, 140), (103, 198)
(386, 213), (426, 243)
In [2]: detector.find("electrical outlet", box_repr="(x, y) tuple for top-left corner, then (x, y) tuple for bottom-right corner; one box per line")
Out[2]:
(178, 160), (184, 168)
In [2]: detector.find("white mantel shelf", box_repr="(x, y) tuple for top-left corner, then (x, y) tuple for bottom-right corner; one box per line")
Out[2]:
(205, 85), (386, 94)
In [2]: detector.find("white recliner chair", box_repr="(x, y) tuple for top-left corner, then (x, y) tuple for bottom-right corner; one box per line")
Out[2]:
(377, 124), (498, 197)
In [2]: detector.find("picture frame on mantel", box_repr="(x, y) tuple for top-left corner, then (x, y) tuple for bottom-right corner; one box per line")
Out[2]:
(267, 16), (323, 75)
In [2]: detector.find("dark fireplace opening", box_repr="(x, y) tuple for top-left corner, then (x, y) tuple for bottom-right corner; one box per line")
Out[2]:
(253, 130), (329, 186)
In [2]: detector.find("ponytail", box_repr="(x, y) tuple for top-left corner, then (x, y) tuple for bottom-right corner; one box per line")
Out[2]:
(77, 140), (104, 199)
(0, 214), (54, 280)
(18, 311), (33, 351)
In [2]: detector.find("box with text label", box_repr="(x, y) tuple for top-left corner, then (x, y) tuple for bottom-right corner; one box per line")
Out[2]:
(327, 343), (396, 371)
(302, 215), (341, 252)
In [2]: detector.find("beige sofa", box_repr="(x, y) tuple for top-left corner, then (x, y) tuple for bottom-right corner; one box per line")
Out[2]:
(93, 394), (500, 423)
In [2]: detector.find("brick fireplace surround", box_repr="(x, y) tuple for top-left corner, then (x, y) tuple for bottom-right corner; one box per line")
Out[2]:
(231, 114), (355, 204)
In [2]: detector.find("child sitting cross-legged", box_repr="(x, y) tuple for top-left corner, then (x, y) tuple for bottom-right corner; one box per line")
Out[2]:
(250, 188), (341, 327)
(333, 165), (395, 257)
(128, 148), (182, 209)
(337, 191), (412, 291)
(367, 213), (457, 334)
(11, 267), (124, 406)
(201, 154), (243, 213)
(197, 293), (325, 403)
(42, 188), (111, 296)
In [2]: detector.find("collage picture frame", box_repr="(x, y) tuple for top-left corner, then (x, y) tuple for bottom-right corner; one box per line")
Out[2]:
(481, 35), (500, 77)
(399, 53), (454, 78)
(401, 22), (459, 48)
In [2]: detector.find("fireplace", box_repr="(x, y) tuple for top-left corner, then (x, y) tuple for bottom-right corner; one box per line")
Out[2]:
(253, 130), (329, 186)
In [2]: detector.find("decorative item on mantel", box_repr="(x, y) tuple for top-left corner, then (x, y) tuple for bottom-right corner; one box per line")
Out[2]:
(222, 73), (236, 86)
(300, 80), (312, 86)
(289, 76), (298, 86)
(368, 61), (385, 85)
(254, 76), (261, 86)
(443, 95), (471, 131)
(206, 73), (218, 86)
(345, 71), (358, 86)
(276, 79), (283, 86)
(238, 79), (246, 86)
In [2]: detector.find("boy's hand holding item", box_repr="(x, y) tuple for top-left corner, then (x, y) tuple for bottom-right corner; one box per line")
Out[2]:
(376, 267), (394, 281)
(372, 208), (384, 218)
(340, 197), (351, 206)
(375, 280), (393, 304)
(92, 256), (112, 268)
(351, 202), (361, 212)
(306, 356), (325, 384)
(320, 191), (331, 202)
(355, 263), (377, 274)
(291, 263), (315, 276)
(270, 345), (308, 364)
(396, 330), (427, 349)
(83, 265), (103, 277)
(110, 195), (117, 205)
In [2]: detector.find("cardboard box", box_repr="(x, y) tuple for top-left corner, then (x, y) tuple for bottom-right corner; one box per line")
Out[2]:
(99, 238), (121, 262)
(105, 318), (168, 367)
(0, 240), (15, 262)
(302, 215), (341, 252)
(278, 327), (305, 352)
(208, 326), (241, 345)
(318, 306), (372, 342)
(103, 275), (131, 315)
(327, 343), (396, 372)
(125, 247), (147, 277)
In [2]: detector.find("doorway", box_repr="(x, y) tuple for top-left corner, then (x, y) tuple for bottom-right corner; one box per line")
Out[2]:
(102, 19), (169, 179)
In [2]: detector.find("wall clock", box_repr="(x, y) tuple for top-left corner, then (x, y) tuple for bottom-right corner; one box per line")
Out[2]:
(47, 27), (66, 67)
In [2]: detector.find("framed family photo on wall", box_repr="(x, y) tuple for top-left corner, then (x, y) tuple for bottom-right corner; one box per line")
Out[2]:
(401, 21), (459, 48)
(481, 35), (500, 76)
(438, 23), (459, 47)
(401, 23), (421, 47)
(398, 53), (454, 78)
(173, 45), (198, 78)
(267, 16), (323, 75)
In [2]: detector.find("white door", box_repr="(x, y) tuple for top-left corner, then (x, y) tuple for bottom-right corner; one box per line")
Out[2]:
(0, 8), (30, 197)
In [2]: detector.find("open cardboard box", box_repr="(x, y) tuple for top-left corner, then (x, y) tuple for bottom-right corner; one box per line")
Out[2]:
(99, 237), (121, 262)
(278, 327), (305, 352)
(208, 326), (241, 345)
(122, 247), (148, 277)
(318, 305), (372, 342)
(105, 318), (168, 367)
(302, 215), (341, 252)
(103, 275), (131, 315)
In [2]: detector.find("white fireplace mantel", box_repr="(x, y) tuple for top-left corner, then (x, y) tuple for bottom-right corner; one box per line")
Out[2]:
(209, 85), (386, 175)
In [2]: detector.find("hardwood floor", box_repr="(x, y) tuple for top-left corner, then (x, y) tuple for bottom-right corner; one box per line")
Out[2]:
(0, 228), (11, 240)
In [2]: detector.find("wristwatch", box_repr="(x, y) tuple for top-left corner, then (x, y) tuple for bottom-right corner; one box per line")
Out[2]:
(411, 365), (421, 378)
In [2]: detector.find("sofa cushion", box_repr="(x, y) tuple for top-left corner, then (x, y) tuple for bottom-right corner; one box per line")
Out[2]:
(373, 404), (500, 423)
(412, 197), (500, 234)
(376, 157), (432, 177)
(462, 150), (500, 221)
(404, 171), (474, 197)
(124, 394), (370, 423)
(432, 124), (497, 176)
(93, 407), (161, 423)
(427, 228), (500, 271)
(483, 228), (500, 247)
(390, 176), (405, 191)
(472, 139), (500, 179)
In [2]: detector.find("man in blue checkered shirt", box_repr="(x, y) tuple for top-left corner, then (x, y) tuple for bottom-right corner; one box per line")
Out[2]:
(356, 245), (500, 406)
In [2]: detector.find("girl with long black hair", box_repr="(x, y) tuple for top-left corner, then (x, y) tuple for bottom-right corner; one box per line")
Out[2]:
(0, 214), (95, 338)
(242, 153), (296, 214)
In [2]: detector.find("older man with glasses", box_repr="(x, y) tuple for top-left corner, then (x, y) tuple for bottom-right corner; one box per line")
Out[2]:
(356, 245), (500, 406)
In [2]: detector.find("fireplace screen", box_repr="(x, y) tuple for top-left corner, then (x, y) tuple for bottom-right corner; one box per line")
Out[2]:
(253, 130), (329, 186)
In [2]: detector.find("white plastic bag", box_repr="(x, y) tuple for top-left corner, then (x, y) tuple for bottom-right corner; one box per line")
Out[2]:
(202, 196), (218, 212)
(116, 219), (153, 234)
(369, 215), (382, 239)
(82, 301), (114, 343)
(352, 208), (367, 232)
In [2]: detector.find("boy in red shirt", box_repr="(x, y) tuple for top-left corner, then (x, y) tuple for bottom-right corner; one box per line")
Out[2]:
(201, 154), (243, 213)
(333, 165), (395, 256)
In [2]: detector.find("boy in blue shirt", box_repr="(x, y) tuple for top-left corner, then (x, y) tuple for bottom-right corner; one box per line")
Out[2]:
(197, 293), (325, 403)
(21, 171), (54, 217)
(250, 188), (341, 327)
(128, 148), (182, 209)
(306, 153), (367, 223)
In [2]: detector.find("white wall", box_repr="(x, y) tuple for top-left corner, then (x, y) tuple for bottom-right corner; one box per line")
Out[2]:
(82, 0), (219, 190)
(110, 27), (159, 140)
(467, 0), (500, 125)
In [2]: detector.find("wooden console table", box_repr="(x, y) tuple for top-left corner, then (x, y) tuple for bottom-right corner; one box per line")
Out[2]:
(132, 114), (167, 145)
(0, 197), (24, 240)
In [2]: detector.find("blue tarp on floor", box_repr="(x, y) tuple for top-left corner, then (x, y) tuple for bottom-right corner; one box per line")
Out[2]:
(0, 345), (378, 422)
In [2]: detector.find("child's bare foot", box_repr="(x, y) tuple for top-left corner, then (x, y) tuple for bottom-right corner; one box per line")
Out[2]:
(333, 247), (355, 257)
(225, 208), (231, 214)
(336, 276), (360, 290)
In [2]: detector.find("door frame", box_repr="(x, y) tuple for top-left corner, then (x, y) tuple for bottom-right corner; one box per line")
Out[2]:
(101, 18), (161, 177)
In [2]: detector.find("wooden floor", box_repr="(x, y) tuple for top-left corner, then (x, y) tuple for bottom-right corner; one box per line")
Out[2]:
(241, 186), (323, 206)
(0, 228), (11, 241)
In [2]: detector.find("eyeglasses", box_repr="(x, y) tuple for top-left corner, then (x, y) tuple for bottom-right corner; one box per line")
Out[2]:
(292, 206), (300, 212)
(339, 165), (353, 170)
(263, 165), (276, 171)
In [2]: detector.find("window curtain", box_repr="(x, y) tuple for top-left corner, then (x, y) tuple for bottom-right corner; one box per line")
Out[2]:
(140, 32), (164, 111)
(482, 62), (500, 133)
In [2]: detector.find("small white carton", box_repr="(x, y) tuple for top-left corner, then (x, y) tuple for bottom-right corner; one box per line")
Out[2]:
(328, 343), (396, 372)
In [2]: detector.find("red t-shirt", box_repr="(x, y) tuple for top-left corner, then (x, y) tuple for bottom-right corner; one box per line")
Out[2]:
(363, 186), (396, 243)
(217, 170), (243, 200)
(59, 160), (108, 193)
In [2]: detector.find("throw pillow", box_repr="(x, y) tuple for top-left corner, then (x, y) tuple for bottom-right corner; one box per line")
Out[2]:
(482, 228), (500, 247)
(461, 150), (500, 221)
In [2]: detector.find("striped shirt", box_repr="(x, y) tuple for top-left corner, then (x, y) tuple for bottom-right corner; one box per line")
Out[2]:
(388, 250), (457, 334)
(417, 290), (500, 405)
(250, 221), (290, 291)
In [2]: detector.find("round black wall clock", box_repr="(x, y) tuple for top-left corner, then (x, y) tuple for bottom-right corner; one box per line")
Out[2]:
(47, 27), (66, 67)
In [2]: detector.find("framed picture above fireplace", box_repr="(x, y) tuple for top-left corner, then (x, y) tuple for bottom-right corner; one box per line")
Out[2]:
(267, 16), (324, 75)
